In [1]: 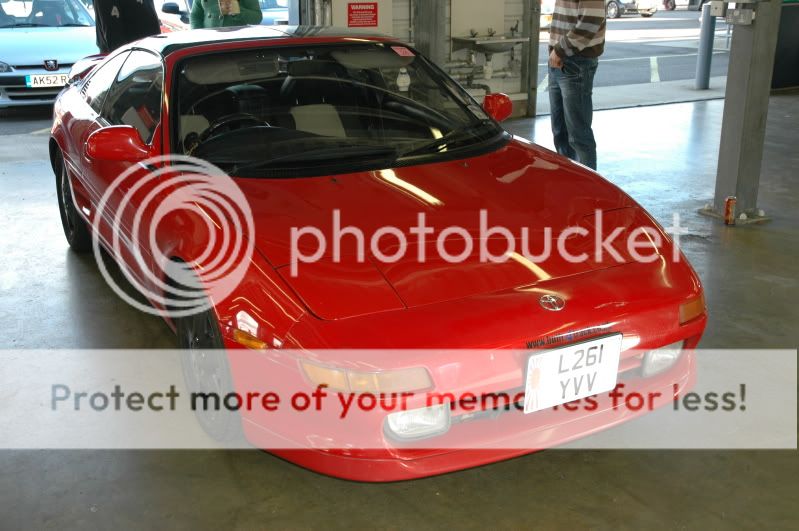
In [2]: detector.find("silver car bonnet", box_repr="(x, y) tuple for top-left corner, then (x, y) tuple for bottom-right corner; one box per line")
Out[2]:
(0, 26), (98, 67)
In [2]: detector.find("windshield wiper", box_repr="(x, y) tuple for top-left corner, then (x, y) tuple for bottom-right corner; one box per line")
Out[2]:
(4, 23), (50, 27)
(229, 144), (399, 175)
(59, 23), (91, 27)
(398, 119), (499, 158)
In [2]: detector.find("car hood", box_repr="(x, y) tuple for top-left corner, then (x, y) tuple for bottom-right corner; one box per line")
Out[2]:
(0, 27), (98, 66)
(235, 139), (647, 318)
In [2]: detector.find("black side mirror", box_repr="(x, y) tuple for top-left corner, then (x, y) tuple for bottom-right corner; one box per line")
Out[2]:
(162, 2), (181, 15)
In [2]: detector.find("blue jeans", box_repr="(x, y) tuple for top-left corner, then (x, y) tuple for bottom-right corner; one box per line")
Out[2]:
(549, 55), (599, 170)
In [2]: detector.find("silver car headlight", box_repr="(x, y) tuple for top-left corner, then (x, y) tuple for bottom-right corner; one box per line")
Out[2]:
(0, 62), (14, 73)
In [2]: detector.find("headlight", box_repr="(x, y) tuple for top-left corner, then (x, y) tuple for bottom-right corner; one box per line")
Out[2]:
(301, 361), (433, 393)
(641, 341), (684, 377)
(385, 404), (451, 440)
(0, 62), (13, 73)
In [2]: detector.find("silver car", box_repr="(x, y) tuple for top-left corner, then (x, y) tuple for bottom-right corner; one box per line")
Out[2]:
(0, 0), (98, 107)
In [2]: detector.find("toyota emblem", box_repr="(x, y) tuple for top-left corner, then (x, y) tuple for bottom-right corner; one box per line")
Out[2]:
(44, 60), (58, 71)
(539, 294), (566, 312)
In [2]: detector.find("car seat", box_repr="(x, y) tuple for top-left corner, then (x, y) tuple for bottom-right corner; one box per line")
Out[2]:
(278, 59), (359, 138)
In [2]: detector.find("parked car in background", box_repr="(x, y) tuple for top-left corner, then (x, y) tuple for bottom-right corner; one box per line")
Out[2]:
(686, 0), (709, 10)
(155, 0), (191, 31)
(0, 0), (98, 107)
(663, 0), (696, 9)
(156, 0), (287, 31)
(259, 0), (288, 25)
(606, 0), (658, 18)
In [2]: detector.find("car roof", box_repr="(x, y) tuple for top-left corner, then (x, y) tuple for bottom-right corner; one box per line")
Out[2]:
(136, 25), (394, 56)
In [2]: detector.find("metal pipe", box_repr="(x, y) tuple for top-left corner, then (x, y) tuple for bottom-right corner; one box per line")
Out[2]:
(449, 68), (518, 80)
(409, 0), (414, 43)
(522, 0), (541, 117)
(323, 0), (332, 25)
(313, 0), (322, 25)
(695, 4), (716, 90)
(443, 60), (474, 68)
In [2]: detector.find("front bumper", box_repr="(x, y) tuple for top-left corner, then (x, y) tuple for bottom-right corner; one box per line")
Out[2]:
(246, 350), (697, 482)
(219, 255), (706, 481)
(0, 68), (71, 108)
(623, 2), (658, 13)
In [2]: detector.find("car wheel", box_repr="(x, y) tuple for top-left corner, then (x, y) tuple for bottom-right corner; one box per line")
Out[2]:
(665, 0), (676, 10)
(641, 11), (656, 17)
(606, 1), (621, 19)
(55, 151), (92, 253)
(177, 298), (243, 443)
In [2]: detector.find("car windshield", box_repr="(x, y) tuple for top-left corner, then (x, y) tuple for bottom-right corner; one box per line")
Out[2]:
(0, 0), (94, 27)
(176, 43), (504, 177)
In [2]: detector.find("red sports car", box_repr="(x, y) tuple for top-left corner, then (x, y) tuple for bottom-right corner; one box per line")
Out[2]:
(50, 26), (706, 481)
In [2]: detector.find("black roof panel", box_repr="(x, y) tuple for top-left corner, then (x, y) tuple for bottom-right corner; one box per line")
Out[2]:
(134, 25), (394, 56)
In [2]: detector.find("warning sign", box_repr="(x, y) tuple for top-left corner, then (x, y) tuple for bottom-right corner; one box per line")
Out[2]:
(348, 2), (378, 27)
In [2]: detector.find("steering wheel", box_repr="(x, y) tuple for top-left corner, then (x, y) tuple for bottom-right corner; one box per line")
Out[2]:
(199, 113), (270, 143)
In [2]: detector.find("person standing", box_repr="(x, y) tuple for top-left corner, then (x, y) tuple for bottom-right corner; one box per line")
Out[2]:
(547, 0), (606, 170)
(94, 0), (161, 54)
(190, 0), (263, 28)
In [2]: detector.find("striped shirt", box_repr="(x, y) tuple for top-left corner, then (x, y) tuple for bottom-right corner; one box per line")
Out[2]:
(549, 0), (606, 58)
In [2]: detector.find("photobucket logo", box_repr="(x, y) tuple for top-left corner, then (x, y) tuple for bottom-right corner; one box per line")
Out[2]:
(289, 209), (686, 276)
(91, 155), (255, 319)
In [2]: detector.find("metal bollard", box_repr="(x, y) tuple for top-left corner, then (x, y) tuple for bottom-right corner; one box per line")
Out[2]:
(695, 3), (716, 90)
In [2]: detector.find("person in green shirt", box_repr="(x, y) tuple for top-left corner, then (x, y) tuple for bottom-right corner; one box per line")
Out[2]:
(190, 0), (263, 29)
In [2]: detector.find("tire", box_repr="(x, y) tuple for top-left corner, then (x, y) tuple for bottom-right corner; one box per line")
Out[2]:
(641, 11), (655, 17)
(606, 1), (621, 19)
(55, 151), (92, 252)
(664, 0), (676, 10)
(177, 300), (243, 444)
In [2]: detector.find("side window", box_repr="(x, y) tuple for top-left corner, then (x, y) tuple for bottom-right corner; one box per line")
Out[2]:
(102, 51), (164, 145)
(82, 52), (130, 115)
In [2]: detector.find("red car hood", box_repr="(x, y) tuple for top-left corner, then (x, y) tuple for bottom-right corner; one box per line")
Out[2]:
(235, 140), (645, 318)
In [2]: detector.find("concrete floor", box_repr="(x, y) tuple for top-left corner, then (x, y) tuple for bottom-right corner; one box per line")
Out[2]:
(1, 94), (797, 528)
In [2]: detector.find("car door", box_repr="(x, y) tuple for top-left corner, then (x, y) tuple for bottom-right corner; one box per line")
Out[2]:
(61, 51), (129, 216)
(91, 49), (166, 295)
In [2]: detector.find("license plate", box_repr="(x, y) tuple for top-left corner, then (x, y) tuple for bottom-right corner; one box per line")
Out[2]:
(523, 334), (623, 414)
(25, 74), (69, 88)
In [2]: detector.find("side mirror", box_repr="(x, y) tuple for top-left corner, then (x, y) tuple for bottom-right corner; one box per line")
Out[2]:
(162, 2), (181, 15)
(86, 125), (150, 162)
(483, 93), (513, 122)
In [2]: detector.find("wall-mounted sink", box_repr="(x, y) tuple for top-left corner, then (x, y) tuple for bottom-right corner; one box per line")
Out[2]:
(452, 35), (529, 55)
